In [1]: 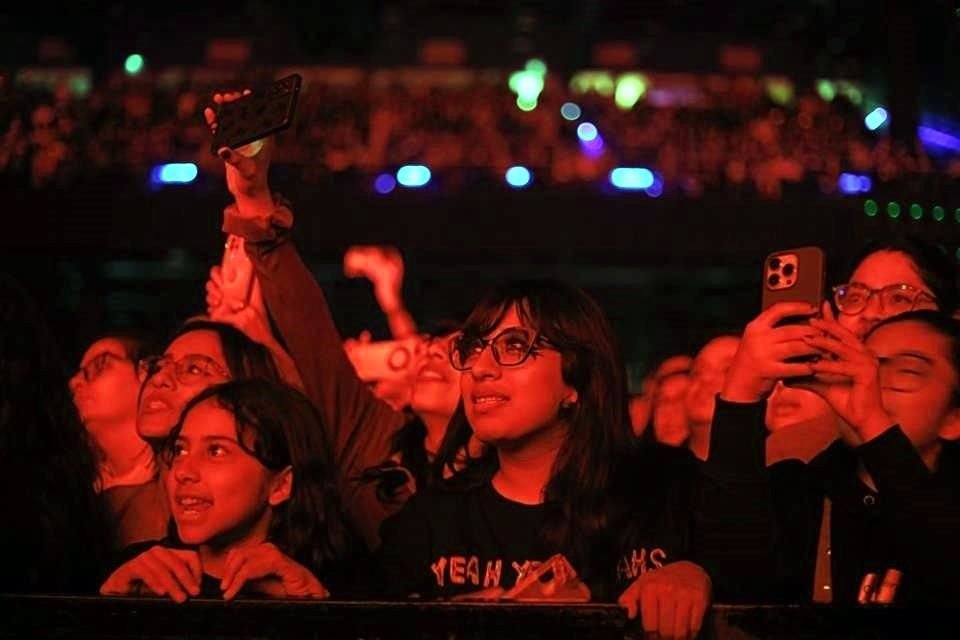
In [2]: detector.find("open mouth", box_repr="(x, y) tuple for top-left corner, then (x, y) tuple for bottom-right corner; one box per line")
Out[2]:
(175, 495), (213, 520)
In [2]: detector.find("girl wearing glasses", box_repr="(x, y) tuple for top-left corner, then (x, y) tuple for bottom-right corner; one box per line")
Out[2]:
(105, 320), (284, 550)
(377, 281), (711, 639)
(70, 332), (154, 494)
(101, 379), (357, 601)
(831, 237), (956, 339)
(766, 236), (958, 452)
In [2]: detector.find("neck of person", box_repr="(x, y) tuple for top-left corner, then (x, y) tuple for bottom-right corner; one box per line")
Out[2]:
(491, 420), (568, 505)
(419, 411), (449, 457)
(199, 508), (274, 579)
(93, 418), (154, 477)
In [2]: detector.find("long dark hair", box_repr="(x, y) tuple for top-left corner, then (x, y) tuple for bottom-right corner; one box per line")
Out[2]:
(162, 379), (356, 577)
(0, 274), (111, 591)
(434, 280), (634, 575)
(165, 320), (282, 383)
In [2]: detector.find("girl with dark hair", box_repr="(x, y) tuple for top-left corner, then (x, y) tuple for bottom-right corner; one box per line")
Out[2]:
(109, 319), (287, 549)
(0, 274), (112, 592)
(101, 379), (357, 600)
(378, 280), (711, 638)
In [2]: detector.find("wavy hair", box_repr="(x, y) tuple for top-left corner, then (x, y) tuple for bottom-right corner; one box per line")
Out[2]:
(161, 379), (356, 578)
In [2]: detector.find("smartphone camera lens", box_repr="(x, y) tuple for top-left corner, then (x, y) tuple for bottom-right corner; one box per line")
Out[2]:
(782, 263), (795, 276)
(768, 274), (781, 287)
(769, 258), (781, 270)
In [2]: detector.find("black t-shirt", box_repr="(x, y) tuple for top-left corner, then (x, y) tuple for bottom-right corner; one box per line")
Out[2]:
(376, 475), (690, 601)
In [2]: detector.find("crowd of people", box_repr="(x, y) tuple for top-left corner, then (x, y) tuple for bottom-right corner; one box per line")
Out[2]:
(2, 86), (960, 639)
(2, 66), (954, 200)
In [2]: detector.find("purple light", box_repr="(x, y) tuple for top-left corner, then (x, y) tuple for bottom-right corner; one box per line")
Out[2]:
(645, 174), (664, 198)
(838, 172), (871, 195)
(374, 173), (396, 194)
(580, 134), (605, 158)
(918, 126), (960, 153)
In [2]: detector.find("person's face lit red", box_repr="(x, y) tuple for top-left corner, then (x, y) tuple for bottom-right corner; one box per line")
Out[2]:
(837, 251), (937, 339)
(685, 336), (740, 426)
(460, 306), (577, 449)
(410, 333), (461, 421)
(70, 338), (140, 431)
(166, 399), (289, 546)
(137, 330), (230, 439)
(652, 373), (690, 446)
(765, 381), (832, 432)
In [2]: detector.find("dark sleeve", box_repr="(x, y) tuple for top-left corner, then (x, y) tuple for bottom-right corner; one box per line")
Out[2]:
(858, 427), (960, 603)
(372, 495), (438, 599)
(223, 201), (407, 549)
(690, 397), (781, 602)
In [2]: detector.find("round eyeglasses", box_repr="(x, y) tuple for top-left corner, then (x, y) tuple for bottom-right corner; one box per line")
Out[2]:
(137, 354), (230, 386)
(832, 282), (937, 316)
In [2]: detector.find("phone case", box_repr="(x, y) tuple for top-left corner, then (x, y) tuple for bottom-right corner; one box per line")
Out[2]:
(210, 73), (302, 155)
(761, 246), (826, 312)
(219, 235), (255, 311)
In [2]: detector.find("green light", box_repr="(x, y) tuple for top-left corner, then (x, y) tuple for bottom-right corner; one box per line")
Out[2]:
(516, 96), (538, 112)
(956, 208), (960, 223)
(525, 58), (547, 76)
(887, 202), (901, 219)
(767, 79), (794, 105)
(909, 203), (923, 220)
(864, 199), (878, 217)
(614, 73), (647, 110)
(817, 80), (836, 102)
(69, 74), (91, 97)
(509, 66), (545, 111)
(933, 206), (945, 222)
(124, 54), (144, 75)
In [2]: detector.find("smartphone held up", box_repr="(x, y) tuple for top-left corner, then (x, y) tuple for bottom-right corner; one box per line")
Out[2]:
(210, 74), (302, 155)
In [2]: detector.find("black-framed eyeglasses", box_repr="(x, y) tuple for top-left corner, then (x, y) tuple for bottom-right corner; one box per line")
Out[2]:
(449, 327), (554, 371)
(832, 282), (937, 316)
(137, 354), (230, 386)
(74, 351), (126, 383)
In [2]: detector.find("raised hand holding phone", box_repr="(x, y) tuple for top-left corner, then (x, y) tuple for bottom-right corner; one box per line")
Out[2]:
(204, 90), (273, 215)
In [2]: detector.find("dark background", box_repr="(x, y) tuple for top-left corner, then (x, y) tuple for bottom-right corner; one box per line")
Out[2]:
(1, 0), (958, 382)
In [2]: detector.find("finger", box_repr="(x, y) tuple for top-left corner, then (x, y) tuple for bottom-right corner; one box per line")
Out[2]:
(658, 592), (677, 640)
(809, 317), (861, 347)
(803, 335), (868, 362)
(808, 359), (859, 377)
(822, 300), (838, 323)
(141, 553), (189, 602)
(757, 302), (818, 328)
(641, 586), (660, 635)
(221, 548), (244, 592)
(100, 566), (133, 595)
(674, 598), (693, 640)
(617, 585), (640, 620)
(154, 547), (200, 595)
(203, 106), (217, 130)
(223, 564), (252, 601)
(177, 550), (203, 587)
(210, 264), (223, 285)
(772, 340), (822, 361)
(690, 594), (709, 639)
(772, 324), (819, 343)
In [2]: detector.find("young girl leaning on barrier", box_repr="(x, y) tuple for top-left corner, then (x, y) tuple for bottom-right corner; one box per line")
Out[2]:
(100, 378), (358, 601)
